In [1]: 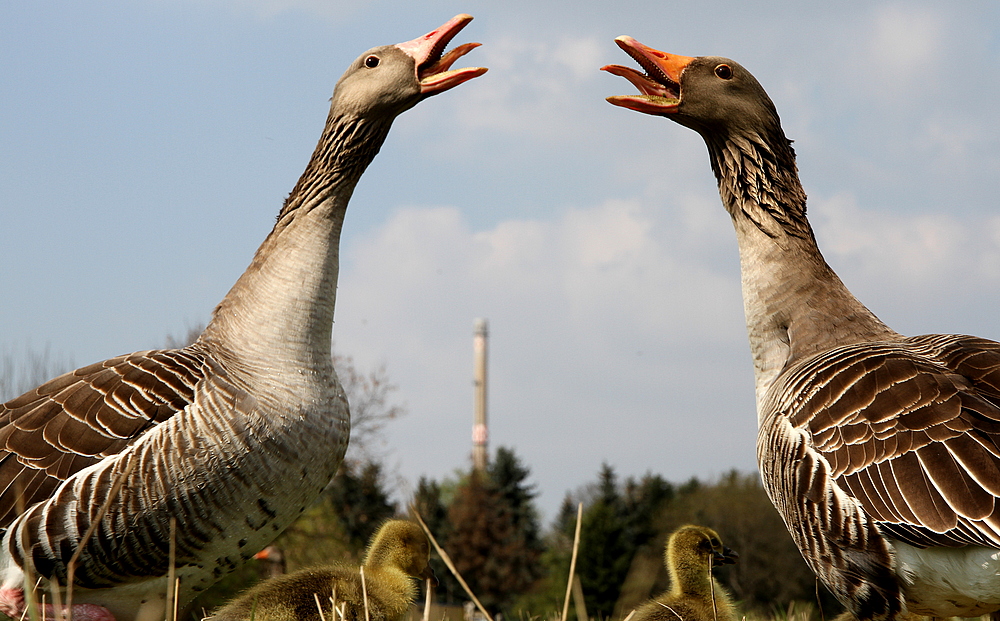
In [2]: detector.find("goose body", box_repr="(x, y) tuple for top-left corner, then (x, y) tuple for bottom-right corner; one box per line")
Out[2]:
(630, 525), (739, 621)
(0, 16), (485, 621)
(209, 520), (434, 621)
(605, 39), (1000, 620)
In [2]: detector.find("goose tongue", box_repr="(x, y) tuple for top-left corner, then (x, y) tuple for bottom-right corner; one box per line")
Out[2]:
(602, 36), (693, 115)
(395, 14), (488, 97)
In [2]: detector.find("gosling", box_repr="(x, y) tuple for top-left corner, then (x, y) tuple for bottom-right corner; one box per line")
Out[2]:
(209, 520), (436, 621)
(630, 525), (739, 621)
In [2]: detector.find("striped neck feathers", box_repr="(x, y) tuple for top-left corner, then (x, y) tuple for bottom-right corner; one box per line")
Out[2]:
(199, 112), (394, 375)
(275, 111), (396, 228)
(706, 125), (812, 242)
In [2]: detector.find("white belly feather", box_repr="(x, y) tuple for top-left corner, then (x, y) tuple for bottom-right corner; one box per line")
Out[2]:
(892, 539), (1000, 617)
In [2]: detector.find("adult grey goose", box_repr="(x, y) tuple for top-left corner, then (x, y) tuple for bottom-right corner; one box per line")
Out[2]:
(604, 38), (1000, 621)
(0, 15), (485, 621)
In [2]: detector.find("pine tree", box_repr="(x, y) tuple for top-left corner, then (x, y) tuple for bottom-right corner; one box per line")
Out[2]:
(413, 476), (460, 603)
(488, 447), (543, 601)
(576, 463), (632, 618)
(442, 447), (543, 615)
(325, 460), (398, 553)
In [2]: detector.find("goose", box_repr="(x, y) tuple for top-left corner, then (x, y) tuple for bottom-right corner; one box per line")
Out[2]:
(0, 15), (485, 621)
(629, 525), (738, 621)
(604, 37), (1000, 621)
(254, 546), (286, 579)
(208, 519), (435, 621)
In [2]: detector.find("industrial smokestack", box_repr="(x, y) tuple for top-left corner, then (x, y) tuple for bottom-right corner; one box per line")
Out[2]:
(472, 318), (489, 471)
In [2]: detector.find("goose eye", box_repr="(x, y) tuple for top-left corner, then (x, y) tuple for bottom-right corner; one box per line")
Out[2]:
(364, 55), (380, 68)
(714, 64), (733, 80)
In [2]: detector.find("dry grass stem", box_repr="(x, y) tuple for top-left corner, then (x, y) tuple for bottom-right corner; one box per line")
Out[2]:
(422, 579), (432, 621)
(329, 585), (342, 621)
(409, 507), (493, 621)
(166, 517), (177, 621)
(709, 557), (718, 621)
(48, 575), (64, 621)
(561, 503), (583, 621)
(656, 602), (683, 621)
(314, 593), (327, 621)
(172, 577), (180, 621)
(65, 454), (138, 617)
(360, 566), (370, 621)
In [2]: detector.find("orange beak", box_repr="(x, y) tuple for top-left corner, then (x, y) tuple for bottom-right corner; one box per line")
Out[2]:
(395, 14), (488, 97)
(602, 36), (694, 115)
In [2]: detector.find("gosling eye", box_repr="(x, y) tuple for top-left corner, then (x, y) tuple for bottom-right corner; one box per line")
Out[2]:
(714, 64), (733, 80)
(364, 55), (380, 68)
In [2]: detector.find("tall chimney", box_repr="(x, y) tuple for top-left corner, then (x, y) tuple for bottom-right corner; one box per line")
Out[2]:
(472, 318), (489, 472)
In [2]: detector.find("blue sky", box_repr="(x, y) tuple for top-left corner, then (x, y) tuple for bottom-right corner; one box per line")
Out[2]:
(4, 0), (1000, 521)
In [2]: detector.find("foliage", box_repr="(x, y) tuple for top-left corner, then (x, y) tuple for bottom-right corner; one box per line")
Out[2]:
(322, 460), (399, 556)
(423, 447), (543, 616)
(650, 470), (841, 616)
(413, 476), (461, 603)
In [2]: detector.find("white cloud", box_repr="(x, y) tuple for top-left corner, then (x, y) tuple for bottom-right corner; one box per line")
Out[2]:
(861, 4), (947, 101)
(338, 199), (743, 365)
(452, 35), (608, 140)
(810, 193), (1000, 335)
(814, 193), (965, 281)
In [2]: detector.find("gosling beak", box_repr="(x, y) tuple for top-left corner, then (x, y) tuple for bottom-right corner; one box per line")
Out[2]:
(713, 545), (739, 566)
(422, 565), (440, 587)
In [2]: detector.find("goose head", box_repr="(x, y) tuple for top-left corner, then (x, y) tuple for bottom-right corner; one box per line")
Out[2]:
(601, 37), (780, 140)
(331, 14), (487, 118)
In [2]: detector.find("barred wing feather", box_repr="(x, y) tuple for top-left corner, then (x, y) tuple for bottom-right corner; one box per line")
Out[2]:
(0, 348), (209, 529)
(761, 335), (1000, 556)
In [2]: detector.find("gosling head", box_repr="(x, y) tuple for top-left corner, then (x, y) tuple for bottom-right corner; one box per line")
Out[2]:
(667, 525), (739, 569)
(364, 520), (437, 585)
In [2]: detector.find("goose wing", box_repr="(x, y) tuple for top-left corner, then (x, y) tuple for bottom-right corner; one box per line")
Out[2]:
(0, 347), (211, 529)
(761, 334), (1000, 550)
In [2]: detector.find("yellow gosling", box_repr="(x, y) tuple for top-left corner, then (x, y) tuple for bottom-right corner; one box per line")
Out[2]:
(630, 525), (739, 621)
(209, 520), (435, 621)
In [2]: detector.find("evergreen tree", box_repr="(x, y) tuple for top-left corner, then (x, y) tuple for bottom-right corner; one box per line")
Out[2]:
(487, 447), (543, 600)
(413, 476), (460, 603)
(576, 463), (632, 618)
(447, 470), (512, 611)
(325, 460), (398, 553)
(443, 447), (543, 615)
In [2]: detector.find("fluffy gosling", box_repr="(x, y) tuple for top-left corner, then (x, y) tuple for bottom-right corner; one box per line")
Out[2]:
(630, 525), (739, 621)
(209, 520), (435, 621)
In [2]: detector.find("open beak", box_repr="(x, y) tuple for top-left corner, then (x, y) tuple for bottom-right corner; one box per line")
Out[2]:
(713, 545), (739, 567)
(602, 36), (693, 115)
(395, 14), (488, 97)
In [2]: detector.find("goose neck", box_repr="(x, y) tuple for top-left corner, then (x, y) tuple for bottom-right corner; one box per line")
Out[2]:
(710, 131), (900, 411)
(200, 111), (395, 379)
